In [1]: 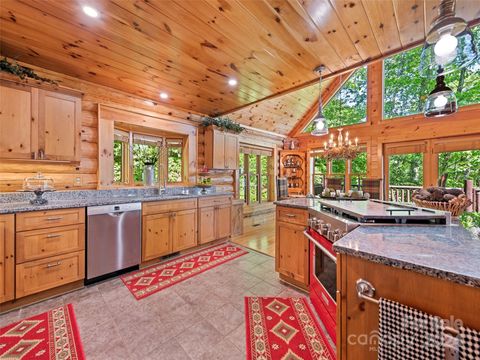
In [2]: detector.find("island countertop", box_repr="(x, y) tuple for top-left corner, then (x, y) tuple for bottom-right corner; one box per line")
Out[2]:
(333, 225), (480, 288)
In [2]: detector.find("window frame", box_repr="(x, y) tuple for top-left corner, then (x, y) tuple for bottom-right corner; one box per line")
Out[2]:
(238, 151), (274, 205)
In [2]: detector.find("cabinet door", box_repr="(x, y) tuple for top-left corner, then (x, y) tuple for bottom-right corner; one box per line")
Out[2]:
(142, 213), (171, 261)
(198, 206), (215, 244)
(224, 133), (238, 169)
(0, 214), (14, 303)
(215, 205), (231, 239)
(275, 221), (308, 285)
(212, 130), (226, 169)
(38, 90), (81, 162)
(172, 209), (197, 252)
(0, 83), (37, 159)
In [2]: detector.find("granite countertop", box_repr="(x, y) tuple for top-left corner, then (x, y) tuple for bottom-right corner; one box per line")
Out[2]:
(0, 189), (233, 214)
(274, 197), (316, 209)
(334, 225), (480, 288)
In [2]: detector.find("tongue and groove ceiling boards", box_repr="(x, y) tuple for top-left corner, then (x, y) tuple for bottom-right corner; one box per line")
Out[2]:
(1, 0), (479, 130)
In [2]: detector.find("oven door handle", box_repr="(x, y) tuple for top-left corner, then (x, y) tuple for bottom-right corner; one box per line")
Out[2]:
(303, 230), (337, 263)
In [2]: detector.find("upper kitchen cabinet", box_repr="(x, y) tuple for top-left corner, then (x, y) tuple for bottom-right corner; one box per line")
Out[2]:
(204, 126), (239, 170)
(0, 80), (82, 163)
(38, 90), (81, 162)
(0, 82), (37, 160)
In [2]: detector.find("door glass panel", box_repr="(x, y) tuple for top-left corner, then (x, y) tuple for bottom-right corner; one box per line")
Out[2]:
(249, 154), (258, 203)
(388, 153), (423, 202)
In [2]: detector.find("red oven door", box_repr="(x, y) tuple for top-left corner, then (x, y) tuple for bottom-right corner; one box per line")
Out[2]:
(306, 228), (337, 343)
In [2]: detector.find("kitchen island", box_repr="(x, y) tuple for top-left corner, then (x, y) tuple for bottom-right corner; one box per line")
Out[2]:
(275, 197), (480, 359)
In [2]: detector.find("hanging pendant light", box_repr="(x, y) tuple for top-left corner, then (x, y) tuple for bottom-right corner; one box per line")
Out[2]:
(311, 65), (328, 136)
(419, 0), (478, 78)
(424, 67), (457, 117)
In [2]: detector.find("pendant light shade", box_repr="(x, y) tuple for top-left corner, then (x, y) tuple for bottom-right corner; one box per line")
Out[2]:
(420, 0), (478, 78)
(424, 71), (457, 117)
(311, 65), (328, 136)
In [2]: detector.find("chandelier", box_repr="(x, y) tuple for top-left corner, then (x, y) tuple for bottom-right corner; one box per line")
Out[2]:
(321, 128), (360, 161)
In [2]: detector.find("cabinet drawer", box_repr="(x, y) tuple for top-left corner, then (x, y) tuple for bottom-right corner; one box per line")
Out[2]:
(16, 224), (85, 263)
(16, 251), (85, 298)
(142, 199), (197, 215)
(198, 196), (232, 208)
(276, 206), (308, 226)
(16, 208), (85, 231)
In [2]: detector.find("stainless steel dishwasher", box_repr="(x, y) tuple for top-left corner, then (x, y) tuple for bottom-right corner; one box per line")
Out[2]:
(86, 203), (141, 283)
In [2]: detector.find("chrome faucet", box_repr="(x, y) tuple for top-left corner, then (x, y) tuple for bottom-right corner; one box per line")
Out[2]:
(158, 164), (167, 195)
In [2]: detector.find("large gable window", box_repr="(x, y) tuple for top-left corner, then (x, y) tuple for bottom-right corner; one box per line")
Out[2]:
(383, 26), (480, 120)
(303, 66), (367, 133)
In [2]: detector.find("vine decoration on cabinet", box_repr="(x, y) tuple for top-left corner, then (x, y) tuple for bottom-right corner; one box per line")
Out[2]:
(0, 57), (58, 85)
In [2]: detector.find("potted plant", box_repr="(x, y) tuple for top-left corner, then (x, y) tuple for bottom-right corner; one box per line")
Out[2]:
(459, 212), (480, 238)
(201, 116), (245, 134)
(143, 155), (158, 187)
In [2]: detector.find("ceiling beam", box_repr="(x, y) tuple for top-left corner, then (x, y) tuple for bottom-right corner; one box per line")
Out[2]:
(288, 70), (354, 138)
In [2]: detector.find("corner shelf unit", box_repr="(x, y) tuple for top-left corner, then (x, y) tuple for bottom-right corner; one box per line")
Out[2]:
(279, 150), (307, 196)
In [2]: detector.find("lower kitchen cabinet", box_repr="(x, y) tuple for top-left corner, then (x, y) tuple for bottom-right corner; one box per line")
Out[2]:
(0, 214), (14, 304)
(16, 251), (85, 298)
(143, 213), (171, 261)
(198, 196), (232, 244)
(216, 204), (231, 239)
(172, 209), (197, 252)
(275, 206), (309, 290)
(198, 207), (216, 244)
(142, 199), (198, 262)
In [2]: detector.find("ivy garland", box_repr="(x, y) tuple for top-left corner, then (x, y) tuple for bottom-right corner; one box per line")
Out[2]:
(201, 116), (245, 134)
(0, 57), (58, 85)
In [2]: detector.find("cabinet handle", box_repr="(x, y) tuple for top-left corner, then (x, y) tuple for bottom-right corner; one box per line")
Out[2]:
(45, 261), (62, 268)
(46, 234), (62, 239)
(46, 216), (63, 221)
(285, 214), (296, 218)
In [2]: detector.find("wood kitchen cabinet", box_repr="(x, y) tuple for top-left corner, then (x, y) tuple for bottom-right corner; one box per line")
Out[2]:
(198, 196), (232, 244)
(15, 208), (85, 299)
(142, 199), (198, 262)
(0, 80), (82, 163)
(275, 206), (309, 290)
(0, 214), (15, 304)
(204, 126), (239, 169)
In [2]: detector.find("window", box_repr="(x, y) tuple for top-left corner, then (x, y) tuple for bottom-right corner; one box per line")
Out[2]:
(113, 128), (185, 186)
(167, 139), (183, 183)
(383, 26), (480, 119)
(303, 66), (367, 132)
(331, 159), (346, 175)
(238, 147), (274, 204)
(310, 156), (327, 195)
(350, 152), (367, 190)
(438, 150), (480, 188)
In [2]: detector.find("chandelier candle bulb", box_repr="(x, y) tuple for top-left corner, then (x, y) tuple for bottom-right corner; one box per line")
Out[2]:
(355, 137), (358, 146)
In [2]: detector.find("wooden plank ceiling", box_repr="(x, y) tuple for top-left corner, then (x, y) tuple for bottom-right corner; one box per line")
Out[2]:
(1, 0), (479, 126)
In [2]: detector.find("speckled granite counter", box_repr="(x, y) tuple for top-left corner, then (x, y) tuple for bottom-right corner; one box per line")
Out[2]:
(333, 225), (480, 288)
(274, 197), (316, 209)
(0, 188), (233, 214)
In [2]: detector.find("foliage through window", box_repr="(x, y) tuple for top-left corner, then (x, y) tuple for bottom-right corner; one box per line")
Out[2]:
(311, 157), (327, 195)
(167, 140), (183, 183)
(350, 152), (367, 190)
(383, 26), (480, 119)
(238, 150), (273, 204)
(388, 153), (424, 187)
(438, 150), (480, 188)
(304, 66), (367, 132)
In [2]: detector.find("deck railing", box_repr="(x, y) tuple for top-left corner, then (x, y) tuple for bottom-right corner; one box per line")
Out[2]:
(388, 185), (421, 203)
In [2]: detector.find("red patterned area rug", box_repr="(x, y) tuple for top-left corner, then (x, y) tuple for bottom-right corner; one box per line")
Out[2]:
(121, 243), (248, 300)
(0, 304), (85, 360)
(245, 297), (336, 360)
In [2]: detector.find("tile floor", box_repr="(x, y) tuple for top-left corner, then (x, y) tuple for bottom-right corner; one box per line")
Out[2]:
(0, 247), (333, 359)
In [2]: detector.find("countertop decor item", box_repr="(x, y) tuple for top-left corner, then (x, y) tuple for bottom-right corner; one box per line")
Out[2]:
(0, 57), (58, 85)
(18, 172), (55, 205)
(412, 187), (472, 216)
(201, 116), (244, 134)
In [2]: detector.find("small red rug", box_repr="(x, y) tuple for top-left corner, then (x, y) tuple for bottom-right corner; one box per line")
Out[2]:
(245, 297), (336, 360)
(0, 304), (85, 360)
(121, 243), (248, 300)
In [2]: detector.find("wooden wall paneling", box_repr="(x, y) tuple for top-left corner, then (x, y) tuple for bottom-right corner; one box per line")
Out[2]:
(329, 0), (382, 60)
(393, 0), (426, 45)
(361, 0), (403, 54)
(97, 105), (114, 188)
(291, 0), (363, 65)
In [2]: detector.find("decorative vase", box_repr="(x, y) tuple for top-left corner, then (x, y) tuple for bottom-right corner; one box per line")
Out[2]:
(143, 164), (155, 186)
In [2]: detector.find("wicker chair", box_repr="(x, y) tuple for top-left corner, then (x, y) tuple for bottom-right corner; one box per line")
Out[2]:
(361, 178), (383, 200)
(326, 177), (345, 192)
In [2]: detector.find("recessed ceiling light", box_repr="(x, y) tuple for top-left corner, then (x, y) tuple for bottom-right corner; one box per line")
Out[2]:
(160, 92), (169, 99)
(228, 78), (238, 86)
(82, 5), (99, 18)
